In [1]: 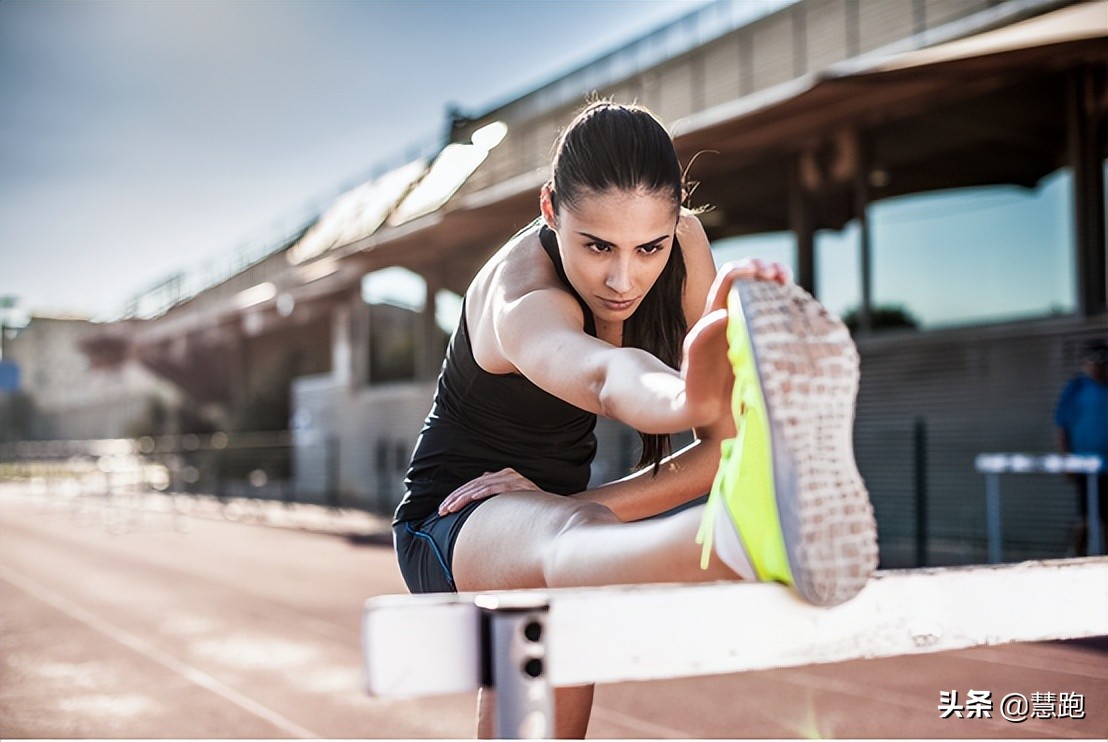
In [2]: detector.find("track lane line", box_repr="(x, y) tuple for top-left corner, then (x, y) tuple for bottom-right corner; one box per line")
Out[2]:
(589, 703), (692, 738)
(955, 645), (1108, 678)
(0, 564), (322, 739)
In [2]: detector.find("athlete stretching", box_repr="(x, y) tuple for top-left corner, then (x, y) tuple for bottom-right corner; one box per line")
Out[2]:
(392, 101), (877, 738)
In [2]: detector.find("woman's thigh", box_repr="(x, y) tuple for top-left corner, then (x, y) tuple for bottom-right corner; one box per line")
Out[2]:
(454, 491), (741, 591)
(451, 491), (617, 591)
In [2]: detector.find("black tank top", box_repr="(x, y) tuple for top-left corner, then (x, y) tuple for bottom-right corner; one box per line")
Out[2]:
(393, 222), (599, 524)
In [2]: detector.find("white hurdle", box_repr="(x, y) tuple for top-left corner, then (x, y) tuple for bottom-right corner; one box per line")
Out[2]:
(975, 453), (1104, 561)
(363, 557), (1108, 738)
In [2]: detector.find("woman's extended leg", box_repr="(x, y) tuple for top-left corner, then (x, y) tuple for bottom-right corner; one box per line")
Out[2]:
(451, 491), (737, 592)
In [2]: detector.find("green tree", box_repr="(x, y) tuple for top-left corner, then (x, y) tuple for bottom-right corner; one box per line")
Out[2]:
(841, 305), (920, 334)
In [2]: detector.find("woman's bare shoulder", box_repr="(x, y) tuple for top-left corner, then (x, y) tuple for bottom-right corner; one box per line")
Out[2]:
(466, 222), (584, 372)
(677, 209), (711, 250)
(471, 223), (562, 305)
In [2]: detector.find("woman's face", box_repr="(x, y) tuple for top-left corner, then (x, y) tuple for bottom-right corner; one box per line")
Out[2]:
(543, 187), (678, 325)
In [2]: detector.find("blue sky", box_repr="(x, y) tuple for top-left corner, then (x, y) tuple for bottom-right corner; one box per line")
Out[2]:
(0, 0), (707, 320)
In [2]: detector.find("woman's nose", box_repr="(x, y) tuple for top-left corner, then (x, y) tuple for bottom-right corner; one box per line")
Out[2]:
(605, 257), (633, 294)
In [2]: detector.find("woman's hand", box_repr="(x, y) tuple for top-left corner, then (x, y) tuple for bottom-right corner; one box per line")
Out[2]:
(705, 259), (791, 312)
(437, 467), (543, 515)
(680, 259), (792, 428)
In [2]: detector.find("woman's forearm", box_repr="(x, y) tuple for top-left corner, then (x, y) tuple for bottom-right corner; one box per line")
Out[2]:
(574, 433), (725, 522)
(595, 348), (696, 434)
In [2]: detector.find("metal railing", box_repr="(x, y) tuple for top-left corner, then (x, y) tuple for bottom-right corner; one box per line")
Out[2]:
(1, 434), (299, 504)
(0, 433), (392, 536)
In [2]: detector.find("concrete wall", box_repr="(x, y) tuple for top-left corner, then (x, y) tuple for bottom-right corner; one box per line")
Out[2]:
(5, 316), (181, 440)
(291, 374), (435, 512)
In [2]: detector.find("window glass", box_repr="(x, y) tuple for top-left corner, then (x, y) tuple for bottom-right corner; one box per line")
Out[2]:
(711, 231), (796, 276)
(362, 268), (426, 383)
(815, 220), (863, 320)
(361, 267), (426, 311)
(712, 229), (869, 324)
(868, 169), (1076, 328)
(435, 289), (463, 337)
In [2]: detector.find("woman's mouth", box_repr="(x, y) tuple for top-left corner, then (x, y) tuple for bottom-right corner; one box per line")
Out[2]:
(599, 296), (637, 312)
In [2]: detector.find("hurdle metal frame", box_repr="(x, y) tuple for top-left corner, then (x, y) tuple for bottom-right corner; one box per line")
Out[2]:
(975, 453), (1104, 562)
(363, 557), (1108, 739)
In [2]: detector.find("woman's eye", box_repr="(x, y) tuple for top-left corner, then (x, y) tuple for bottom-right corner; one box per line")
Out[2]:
(587, 242), (612, 253)
(640, 243), (664, 254)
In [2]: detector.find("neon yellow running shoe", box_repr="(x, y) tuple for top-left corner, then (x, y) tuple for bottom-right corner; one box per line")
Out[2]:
(697, 279), (878, 606)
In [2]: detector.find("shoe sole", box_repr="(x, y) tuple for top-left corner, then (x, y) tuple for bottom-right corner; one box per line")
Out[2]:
(735, 279), (878, 606)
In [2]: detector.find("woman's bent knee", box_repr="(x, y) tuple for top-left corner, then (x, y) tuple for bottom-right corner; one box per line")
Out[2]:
(555, 500), (619, 535)
(542, 501), (619, 586)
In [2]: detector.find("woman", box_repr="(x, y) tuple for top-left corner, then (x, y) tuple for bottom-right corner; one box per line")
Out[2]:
(393, 101), (877, 737)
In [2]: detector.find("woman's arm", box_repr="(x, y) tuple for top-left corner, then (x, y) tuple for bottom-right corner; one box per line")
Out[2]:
(496, 289), (717, 433)
(439, 306), (741, 517)
(497, 271), (783, 436)
(573, 425), (729, 522)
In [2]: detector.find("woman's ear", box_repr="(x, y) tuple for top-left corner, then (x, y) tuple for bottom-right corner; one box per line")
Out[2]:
(539, 183), (557, 230)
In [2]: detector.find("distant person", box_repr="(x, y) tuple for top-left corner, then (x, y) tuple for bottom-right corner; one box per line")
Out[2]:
(1054, 339), (1108, 555)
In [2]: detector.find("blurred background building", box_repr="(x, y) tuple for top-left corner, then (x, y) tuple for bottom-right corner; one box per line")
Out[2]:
(0, 313), (182, 441)
(5, 0), (1105, 566)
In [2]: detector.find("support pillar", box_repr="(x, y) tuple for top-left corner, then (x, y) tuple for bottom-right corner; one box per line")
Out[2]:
(349, 291), (371, 388)
(331, 302), (353, 387)
(1068, 65), (1107, 318)
(223, 329), (248, 416)
(789, 155), (816, 296)
(852, 131), (874, 333)
(416, 274), (442, 381)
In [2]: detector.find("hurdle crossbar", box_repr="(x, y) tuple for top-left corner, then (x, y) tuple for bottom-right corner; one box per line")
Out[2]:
(363, 558), (1107, 736)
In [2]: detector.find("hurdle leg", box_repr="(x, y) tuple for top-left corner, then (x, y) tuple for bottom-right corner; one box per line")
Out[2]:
(985, 472), (1002, 563)
(477, 594), (553, 739)
(1087, 472), (1102, 555)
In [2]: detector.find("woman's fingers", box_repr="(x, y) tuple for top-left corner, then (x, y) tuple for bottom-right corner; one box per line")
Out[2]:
(704, 259), (792, 316)
(438, 468), (541, 514)
(684, 259), (790, 430)
(439, 469), (538, 513)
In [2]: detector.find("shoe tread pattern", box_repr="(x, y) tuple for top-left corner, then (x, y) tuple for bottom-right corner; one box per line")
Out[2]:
(738, 279), (878, 606)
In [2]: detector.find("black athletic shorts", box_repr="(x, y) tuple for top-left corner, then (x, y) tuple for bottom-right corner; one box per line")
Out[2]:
(393, 498), (492, 593)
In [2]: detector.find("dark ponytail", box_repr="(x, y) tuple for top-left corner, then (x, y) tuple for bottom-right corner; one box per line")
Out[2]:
(548, 101), (688, 473)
